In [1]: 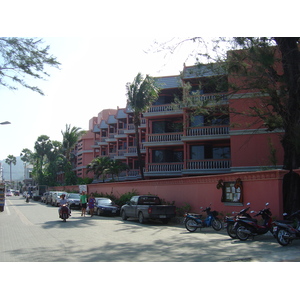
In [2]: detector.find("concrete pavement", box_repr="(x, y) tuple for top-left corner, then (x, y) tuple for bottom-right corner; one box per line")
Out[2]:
(1, 196), (300, 262)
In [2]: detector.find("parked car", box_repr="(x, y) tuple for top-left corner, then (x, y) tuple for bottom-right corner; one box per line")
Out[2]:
(120, 195), (176, 224)
(94, 198), (120, 216)
(41, 192), (49, 203)
(14, 191), (20, 196)
(52, 191), (67, 206)
(45, 191), (56, 205)
(67, 193), (81, 209)
(5, 190), (13, 197)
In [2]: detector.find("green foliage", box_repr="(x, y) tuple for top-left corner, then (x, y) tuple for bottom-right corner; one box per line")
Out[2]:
(0, 37), (60, 95)
(115, 189), (139, 207)
(176, 203), (192, 217)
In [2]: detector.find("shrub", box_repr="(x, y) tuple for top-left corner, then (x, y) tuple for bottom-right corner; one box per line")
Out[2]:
(115, 189), (139, 207)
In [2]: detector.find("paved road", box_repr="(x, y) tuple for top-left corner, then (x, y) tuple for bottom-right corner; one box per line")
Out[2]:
(1, 196), (300, 262)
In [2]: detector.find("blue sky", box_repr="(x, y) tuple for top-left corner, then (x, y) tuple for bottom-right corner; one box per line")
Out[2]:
(0, 1), (291, 161)
(0, 36), (199, 160)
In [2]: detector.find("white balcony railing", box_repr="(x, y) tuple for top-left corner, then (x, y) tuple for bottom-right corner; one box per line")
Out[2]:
(186, 125), (229, 137)
(147, 132), (183, 143)
(187, 159), (231, 170)
(147, 163), (184, 172)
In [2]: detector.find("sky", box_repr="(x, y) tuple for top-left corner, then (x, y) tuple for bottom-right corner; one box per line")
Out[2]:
(0, 1), (295, 161)
(0, 36), (202, 160)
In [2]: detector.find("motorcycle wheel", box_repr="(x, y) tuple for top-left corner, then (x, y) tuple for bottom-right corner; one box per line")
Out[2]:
(226, 223), (237, 239)
(277, 228), (291, 246)
(185, 219), (198, 232)
(212, 218), (222, 231)
(62, 213), (67, 222)
(236, 225), (250, 241)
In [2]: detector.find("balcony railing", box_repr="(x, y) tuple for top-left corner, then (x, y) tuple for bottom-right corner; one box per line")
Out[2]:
(147, 162), (184, 172)
(147, 132), (183, 143)
(187, 159), (231, 170)
(186, 125), (229, 137)
(147, 104), (178, 113)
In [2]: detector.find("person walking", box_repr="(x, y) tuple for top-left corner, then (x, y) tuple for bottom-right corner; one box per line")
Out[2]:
(80, 191), (87, 217)
(88, 193), (96, 217)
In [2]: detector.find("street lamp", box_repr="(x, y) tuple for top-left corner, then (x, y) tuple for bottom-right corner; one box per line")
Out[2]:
(0, 121), (11, 125)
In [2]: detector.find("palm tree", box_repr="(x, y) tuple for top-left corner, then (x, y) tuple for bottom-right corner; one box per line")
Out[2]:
(61, 124), (86, 163)
(86, 156), (111, 182)
(108, 160), (129, 181)
(5, 155), (16, 182)
(126, 73), (160, 179)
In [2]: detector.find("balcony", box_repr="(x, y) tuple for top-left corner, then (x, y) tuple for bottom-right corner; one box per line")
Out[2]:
(183, 125), (230, 141)
(144, 159), (231, 177)
(145, 162), (184, 176)
(144, 132), (183, 147)
(144, 104), (182, 117)
(183, 159), (231, 175)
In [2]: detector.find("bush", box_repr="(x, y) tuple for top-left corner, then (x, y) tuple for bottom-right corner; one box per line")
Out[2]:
(176, 203), (192, 217)
(115, 189), (139, 207)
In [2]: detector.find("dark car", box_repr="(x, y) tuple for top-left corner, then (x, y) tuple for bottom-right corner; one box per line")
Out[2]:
(94, 198), (120, 216)
(67, 193), (81, 209)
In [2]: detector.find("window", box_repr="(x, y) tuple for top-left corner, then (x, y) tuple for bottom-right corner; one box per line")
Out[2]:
(152, 120), (183, 133)
(190, 145), (230, 160)
(152, 150), (183, 163)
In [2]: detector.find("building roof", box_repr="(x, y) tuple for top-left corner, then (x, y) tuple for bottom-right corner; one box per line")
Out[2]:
(183, 64), (226, 79)
(155, 76), (180, 89)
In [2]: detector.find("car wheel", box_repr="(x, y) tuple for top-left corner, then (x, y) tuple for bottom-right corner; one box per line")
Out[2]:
(138, 212), (145, 224)
(121, 210), (127, 220)
(97, 208), (101, 216)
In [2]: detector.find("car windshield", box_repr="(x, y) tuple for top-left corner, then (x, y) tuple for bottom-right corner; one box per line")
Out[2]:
(97, 199), (112, 205)
(68, 194), (80, 199)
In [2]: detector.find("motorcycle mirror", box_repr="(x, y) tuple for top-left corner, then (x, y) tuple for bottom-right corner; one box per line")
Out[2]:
(283, 213), (288, 216)
(265, 202), (269, 206)
(246, 202), (250, 205)
(250, 210), (255, 213)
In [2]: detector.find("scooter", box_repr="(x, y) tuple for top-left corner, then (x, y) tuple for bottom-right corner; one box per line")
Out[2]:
(59, 204), (70, 222)
(233, 203), (273, 241)
(184, 205), (222, 232)
(224, 203), (253, 239)
(273, 210), (300, 246)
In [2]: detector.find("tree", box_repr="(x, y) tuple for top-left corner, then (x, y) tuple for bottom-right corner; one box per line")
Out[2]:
(165, 37), (300, 213)
(126, 73), (160, 179)
(0, 37), (60, 95)
(61, 124), (85, 163)
(34, 135), (53, 184)
(108, 160), (129, 181)
(5, 154), (16, 182)
(86, 156), (111, 182)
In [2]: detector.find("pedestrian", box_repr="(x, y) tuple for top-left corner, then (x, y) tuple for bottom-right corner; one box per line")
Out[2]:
(80, 191), (87, 217)
(88, 193), (96, 217)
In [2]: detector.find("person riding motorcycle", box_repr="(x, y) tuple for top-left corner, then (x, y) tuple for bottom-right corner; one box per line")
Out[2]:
(58, 194), (70, 218)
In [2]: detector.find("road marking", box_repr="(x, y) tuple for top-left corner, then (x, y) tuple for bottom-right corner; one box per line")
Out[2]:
(6, 199), (34, 226)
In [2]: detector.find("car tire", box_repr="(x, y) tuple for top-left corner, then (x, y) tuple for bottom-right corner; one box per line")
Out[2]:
(97, 208), (101, 216)
(121, 210), (127, 220)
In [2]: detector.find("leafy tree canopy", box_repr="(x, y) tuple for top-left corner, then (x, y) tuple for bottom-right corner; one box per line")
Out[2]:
(0, 37), (60, 95)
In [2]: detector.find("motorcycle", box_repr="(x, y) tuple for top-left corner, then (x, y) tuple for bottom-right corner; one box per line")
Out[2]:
(273, 210), (300, 246)
(234, 203), (273, 241)
(59, 204), (70, 222)
(184, 205), (222, 232)
(224, 203), (253, 239)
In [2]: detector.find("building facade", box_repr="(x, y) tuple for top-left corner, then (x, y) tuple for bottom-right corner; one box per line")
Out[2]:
(74, 63), (284, 182)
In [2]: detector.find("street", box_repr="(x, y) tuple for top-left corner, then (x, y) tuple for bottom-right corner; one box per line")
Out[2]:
(1, 196), (300, 262)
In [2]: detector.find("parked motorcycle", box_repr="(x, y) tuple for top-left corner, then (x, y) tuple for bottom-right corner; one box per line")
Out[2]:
(273, 210), (300, 246)
(184, 205), (222, 232)
(234, 203), (273, 241)
(224, 203), (253, 239)
(59, 204), (70, 222)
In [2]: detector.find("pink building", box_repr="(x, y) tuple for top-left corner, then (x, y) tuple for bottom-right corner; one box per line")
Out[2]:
(74, 62), (284, 183)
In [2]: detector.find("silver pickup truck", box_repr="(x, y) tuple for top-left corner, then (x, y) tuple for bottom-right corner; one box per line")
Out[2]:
(120, 195), (176, 224)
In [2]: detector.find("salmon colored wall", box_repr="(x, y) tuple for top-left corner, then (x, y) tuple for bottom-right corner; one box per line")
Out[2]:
(52, 169), (300, 219)
(231, 132), (284, 167)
